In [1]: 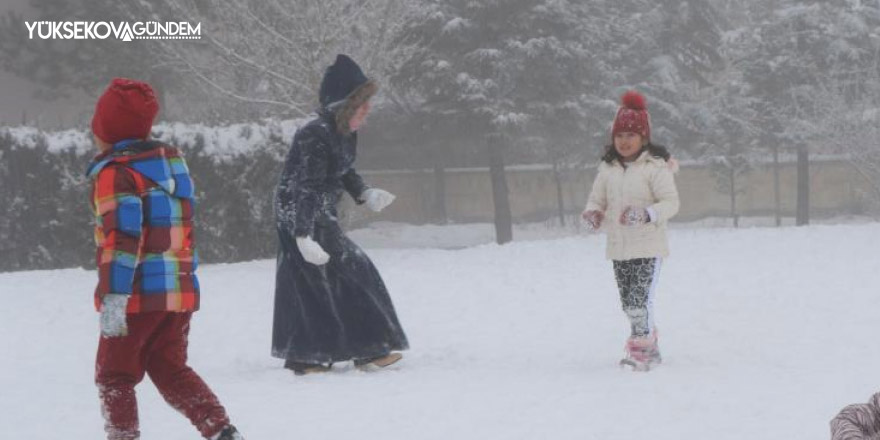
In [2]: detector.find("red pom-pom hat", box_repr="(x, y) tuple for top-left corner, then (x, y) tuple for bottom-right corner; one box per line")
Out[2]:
(612, 90), (650, 142)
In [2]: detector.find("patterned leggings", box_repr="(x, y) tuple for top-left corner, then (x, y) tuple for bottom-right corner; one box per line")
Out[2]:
(613, 258), (662, 338)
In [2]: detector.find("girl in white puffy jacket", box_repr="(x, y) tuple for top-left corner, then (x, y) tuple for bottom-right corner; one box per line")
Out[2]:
(582, 90), (680, 371)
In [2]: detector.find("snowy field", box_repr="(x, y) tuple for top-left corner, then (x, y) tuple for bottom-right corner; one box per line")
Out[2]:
(2, 221), (879, 439)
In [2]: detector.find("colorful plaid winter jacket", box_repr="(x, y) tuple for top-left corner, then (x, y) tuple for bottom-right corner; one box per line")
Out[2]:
(86, 139), (199, 313)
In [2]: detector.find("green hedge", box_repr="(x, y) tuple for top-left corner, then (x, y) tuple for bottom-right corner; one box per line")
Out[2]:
(0, 124), (295, 272)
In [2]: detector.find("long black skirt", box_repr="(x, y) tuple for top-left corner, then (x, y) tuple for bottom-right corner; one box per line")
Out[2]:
(271, 221), (409, 364)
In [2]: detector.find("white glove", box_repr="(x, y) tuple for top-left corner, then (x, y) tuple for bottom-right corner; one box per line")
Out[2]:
(100, 293), (129, 338)
(362, 188), (395, 212)
(296, 236), (330, 265)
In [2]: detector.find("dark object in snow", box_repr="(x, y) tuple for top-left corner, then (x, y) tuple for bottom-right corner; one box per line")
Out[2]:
(284, 359), (333, 376)
(212, 424), (245, 440)
(272, 55), (408, 368)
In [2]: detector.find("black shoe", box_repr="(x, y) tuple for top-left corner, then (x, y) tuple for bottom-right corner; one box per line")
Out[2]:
(285, 360), (332, 376)
(212, 424), (244, 440)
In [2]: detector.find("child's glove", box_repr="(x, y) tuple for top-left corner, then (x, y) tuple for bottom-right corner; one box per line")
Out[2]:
(100, 293), (129, 338)
(296, 236), (330, 266)
(362, 188), (396, 212)
(620, 206), (650, 226)
(581, 210), (604, 231)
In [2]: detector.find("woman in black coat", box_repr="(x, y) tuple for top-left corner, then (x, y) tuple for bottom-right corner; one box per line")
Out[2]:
(272, 54), (409, 375)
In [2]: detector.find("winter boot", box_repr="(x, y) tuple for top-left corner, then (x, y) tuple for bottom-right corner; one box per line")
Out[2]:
(211, 424), (244, 440)
(354, 352), (403, 371)
(285, 360), (332, 376)
(620, 332), (661, 371)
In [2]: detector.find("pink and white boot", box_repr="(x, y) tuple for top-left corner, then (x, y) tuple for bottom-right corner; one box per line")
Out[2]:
(620, 331), (662, 371)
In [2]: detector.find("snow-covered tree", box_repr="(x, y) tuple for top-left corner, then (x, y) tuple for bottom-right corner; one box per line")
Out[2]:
(394, 0), (624, 239)
(118, 0), (417, 121)
(624, 0), (727, 156)
(0, 0), (417, 123)
(739, 0), (880, 224)
(697, 4), (765, 226)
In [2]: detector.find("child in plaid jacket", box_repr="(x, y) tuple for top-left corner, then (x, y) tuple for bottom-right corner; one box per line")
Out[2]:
(88, 139), (199, 313)
(87, 78), (243, 440)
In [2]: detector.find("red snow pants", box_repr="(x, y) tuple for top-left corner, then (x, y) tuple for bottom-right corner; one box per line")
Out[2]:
(95, 311), (229, 439)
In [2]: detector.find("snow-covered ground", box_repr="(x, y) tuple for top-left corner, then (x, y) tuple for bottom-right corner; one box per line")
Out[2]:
(2, 221), (879, 439)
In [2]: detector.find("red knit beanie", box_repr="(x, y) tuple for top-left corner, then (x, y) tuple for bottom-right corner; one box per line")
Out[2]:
(91, 78), (159, 144)
(611, 90), (650, 142)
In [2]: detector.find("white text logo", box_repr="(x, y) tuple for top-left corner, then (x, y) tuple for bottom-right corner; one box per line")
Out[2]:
(25, 21), (201, 41)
